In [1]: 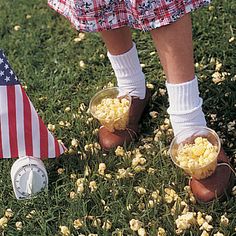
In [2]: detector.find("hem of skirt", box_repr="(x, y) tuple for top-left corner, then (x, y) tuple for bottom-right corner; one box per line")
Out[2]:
(48, 2), (210, 33)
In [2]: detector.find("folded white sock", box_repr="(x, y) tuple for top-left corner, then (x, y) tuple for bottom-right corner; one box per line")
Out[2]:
(107, 42), (146, 99)
(166, 76), (206, 136)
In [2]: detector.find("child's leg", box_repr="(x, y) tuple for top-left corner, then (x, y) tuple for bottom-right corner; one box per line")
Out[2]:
(98, 27), (150, 150)
(100, 26), (133, 55)
(151, 14), (194, 84)
(100, 26), (146, 99)
(150, 14), (232, 203)
(150, 14), (206, 136)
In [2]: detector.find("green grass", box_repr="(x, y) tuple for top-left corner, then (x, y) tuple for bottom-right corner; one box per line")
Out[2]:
(0, 0), (236, 235)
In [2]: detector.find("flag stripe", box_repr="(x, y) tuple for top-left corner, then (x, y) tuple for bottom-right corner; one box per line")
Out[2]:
(15, 85), (26, 157)
(54, 138), (61, 157)
(59, 142), (65, 154)
(0, 121), (3, 158)
(21, 86), (33, 156)
(39, 116), (48, 159)
(48, 131), (55, 158)
(30, 101), (41, 158)
(7, 86), (18, 158)
(0, 86), (11, 158)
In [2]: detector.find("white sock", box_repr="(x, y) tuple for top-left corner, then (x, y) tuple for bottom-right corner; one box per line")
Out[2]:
(107, 42), (146, 99)
(166, 76), (207, 136)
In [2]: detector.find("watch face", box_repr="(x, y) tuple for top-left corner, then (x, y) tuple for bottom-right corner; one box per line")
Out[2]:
(14, 164), (48, 198)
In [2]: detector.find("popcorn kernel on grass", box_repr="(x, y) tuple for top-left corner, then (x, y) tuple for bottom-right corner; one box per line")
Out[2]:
(93, 97), (130, 132)
(176, 137), (218, 179)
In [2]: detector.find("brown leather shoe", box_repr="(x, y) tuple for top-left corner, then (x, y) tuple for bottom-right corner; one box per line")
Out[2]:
(98, 88), (151, 151)
(190, 148), (235, 203)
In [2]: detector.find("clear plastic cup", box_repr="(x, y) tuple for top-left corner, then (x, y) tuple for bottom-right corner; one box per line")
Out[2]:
(169, 126), (221, 180)
(89, 87), (131, 132)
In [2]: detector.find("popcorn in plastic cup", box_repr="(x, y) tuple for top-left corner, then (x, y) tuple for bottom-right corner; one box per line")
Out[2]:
(170, 127), (221, 180)
(89, 87), (131, 132)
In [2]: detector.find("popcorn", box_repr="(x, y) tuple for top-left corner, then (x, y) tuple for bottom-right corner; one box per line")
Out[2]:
(89, 181), (98, 192)
(129, 219), (143, 231)
(201, 231), (209, 236)
(134, 186), (146, 195)
(115, 146), (125, 157)
(15, 221), (23, 231)
(92, 97), (130, 132)
(5, 209), (14, 218)
(199, 222), (213, 232)
(175, 212), (196, 233)
(69, 191), (77, 199)
(0, 217), (8, 229)
(59, 226), (70, 236)
(71, 138), (79, 147)
(47, 123), (55, 131)
(157, 227), (166, 236)
(98, 163), (106, 175)
(102, 220), (112, 230)
(138, 228), (147, 236)
(164, 188), (179, 204)
(220, 214), (229, 226)
(213, 232), (224, 236)
(73, 219), (83, 229)
(57, 168), (65, 175)
(175, 137), (218, 179)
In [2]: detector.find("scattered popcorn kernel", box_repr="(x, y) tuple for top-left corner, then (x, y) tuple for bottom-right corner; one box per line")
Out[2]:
(148, 200), (154, 208)
(78, 32), (85, 39)
(48, 123), (55, 131)
(74, 37), (82, 42)
(69, 191), (77, 199)
(213, 232), (224, 236)
(15, 221), (23, 231)
(102, 220), (112, 230)
(232, 186), (236, 196)
(64, 107), (71, 112)
(201, 230), (209, 236)
(138, 227), (147, 236)
(98, 163), (106, 175)
(5, 209), (14, 218)
(79, 60), (86, 68)
(71, 138), (79, 147)
(89, 181), (97, 192)
(149, 111), (158, 119)
(92, 218), (101, 227)
(0, 217), (8, 229)
(134, 187), (146, 195)
(199, 222), (213, 232)
(175, 212), (196, 231)
(220, 214), (229, 226)
(146, 82), (154, 89)
(115, 146), (125, 157)
(57, 168), (65, 175)
(157, 227), (166, 236)
(59, 226), (70, 236)
(159, 88), (166, 96)
(73, 219), (83, 229)
(14, 25), (21, 31)
(129, 219), (143, 231)
(70, 173), (77, 179)
(229, 36), (235, 43)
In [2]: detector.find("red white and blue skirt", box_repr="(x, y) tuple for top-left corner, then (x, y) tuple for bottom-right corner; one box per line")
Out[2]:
(48, 0), (211, 32)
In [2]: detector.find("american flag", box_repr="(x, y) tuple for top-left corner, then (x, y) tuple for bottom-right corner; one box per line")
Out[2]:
(0, 49), (66, 159)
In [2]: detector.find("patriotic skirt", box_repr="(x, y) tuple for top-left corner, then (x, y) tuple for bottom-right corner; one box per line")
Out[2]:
(48, 0), (211, 32)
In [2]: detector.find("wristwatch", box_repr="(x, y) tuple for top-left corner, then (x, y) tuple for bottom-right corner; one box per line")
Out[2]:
(11, 156), (48, 200)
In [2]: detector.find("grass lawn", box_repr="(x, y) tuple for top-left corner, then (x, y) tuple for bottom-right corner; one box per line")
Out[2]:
(0, 0), (236, 235)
